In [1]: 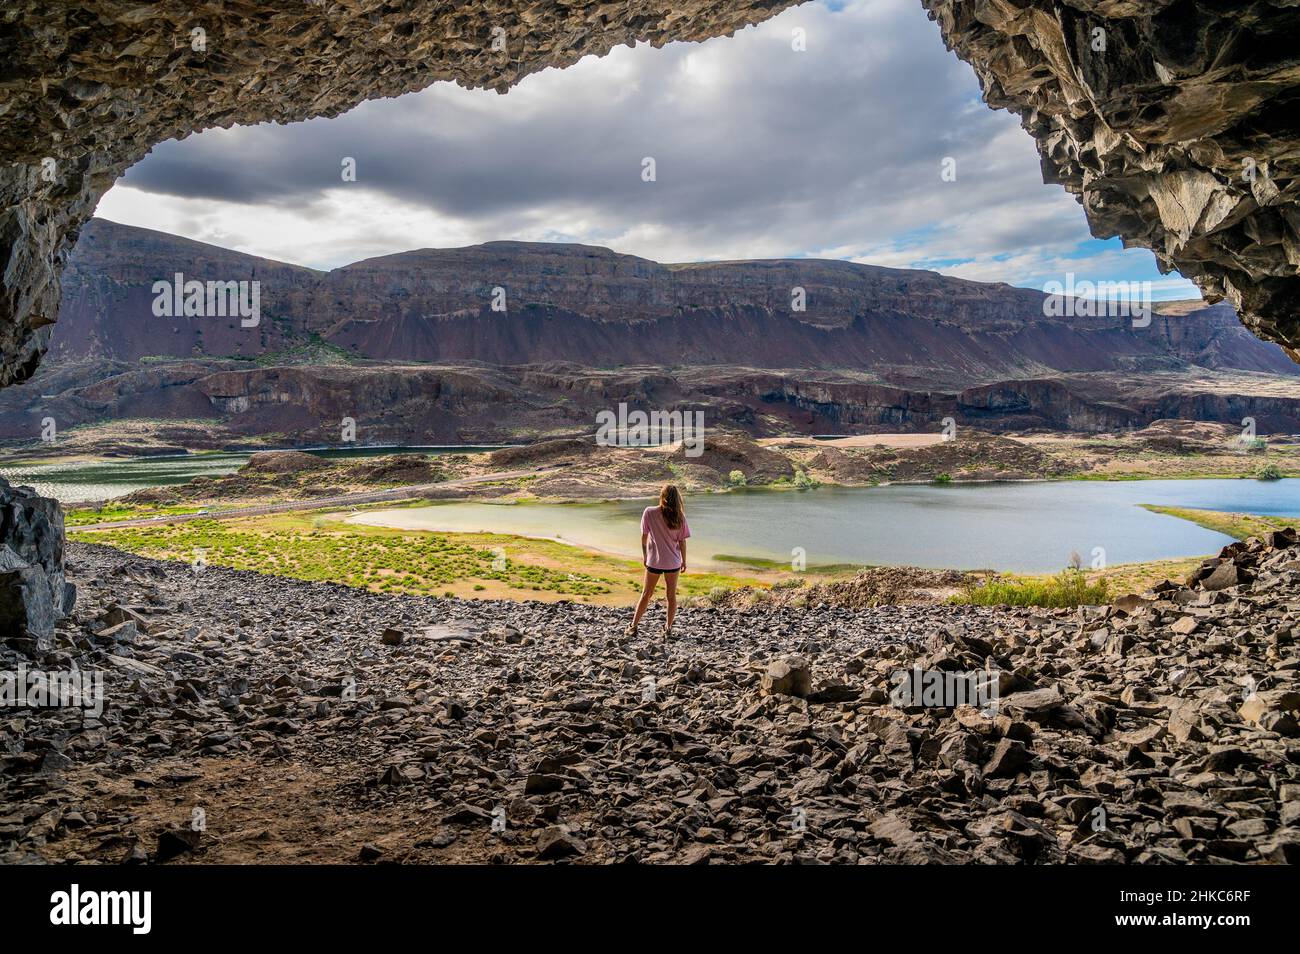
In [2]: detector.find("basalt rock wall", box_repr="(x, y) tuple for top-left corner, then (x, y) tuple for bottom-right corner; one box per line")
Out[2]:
(923, 0), (1300, 359)
(0, 477), (74, 640)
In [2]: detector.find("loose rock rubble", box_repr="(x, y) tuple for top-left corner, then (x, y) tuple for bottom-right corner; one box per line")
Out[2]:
(2, 533), (1297, 864)
(709, 566), (971, 610)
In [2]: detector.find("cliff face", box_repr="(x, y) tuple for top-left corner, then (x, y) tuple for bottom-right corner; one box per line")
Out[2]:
(6, 360), (1300, 447)
(0, 217), (1292, 445)
(49, 219), (1300, 380)
(53, 218), (320, 363)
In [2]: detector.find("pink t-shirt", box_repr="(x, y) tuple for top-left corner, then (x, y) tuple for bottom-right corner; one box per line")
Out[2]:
(641, 506), (690, 570)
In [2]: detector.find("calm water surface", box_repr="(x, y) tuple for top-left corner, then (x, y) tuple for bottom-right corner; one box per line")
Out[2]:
(0, 446), (504, 503)
(351, 479), (1300, 572)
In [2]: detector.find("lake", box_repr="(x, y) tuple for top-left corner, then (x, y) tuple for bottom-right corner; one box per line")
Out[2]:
(0, 446), (505, 503)
(349, 479), (1300, 572)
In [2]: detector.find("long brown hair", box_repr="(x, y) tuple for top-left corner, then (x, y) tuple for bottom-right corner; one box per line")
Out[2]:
(659, 483), (684, 530)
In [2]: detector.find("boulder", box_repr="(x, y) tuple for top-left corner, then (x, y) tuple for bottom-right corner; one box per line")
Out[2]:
(0, 477), (74, 625)
(536, 827), (586, 860)
(0, 565), (55, 638)
(1201, 562), (1243, 592)
(1239, 691), (1300, 736)
(760, 657), (812, 698)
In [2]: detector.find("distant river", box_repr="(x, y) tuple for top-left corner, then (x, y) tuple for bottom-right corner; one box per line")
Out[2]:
(350, 479), (1300, 573)
(0, 446), (504, 504)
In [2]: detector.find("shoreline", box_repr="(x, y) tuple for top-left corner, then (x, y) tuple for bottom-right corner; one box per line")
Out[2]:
(28, 465), (1300, 515)
(68, 497), (1294, 608)
(7, 419), (1300, 492)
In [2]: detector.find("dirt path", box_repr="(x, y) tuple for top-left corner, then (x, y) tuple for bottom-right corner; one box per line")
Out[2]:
(42, 756), (508, 865)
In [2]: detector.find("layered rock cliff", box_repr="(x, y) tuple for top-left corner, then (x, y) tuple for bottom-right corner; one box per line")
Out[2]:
(49, 219), (1300, 379)
(5, 357), (1300, 448)
(1, 217), (1295, 444)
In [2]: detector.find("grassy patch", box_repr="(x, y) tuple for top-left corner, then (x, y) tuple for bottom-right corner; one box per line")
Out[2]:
(1065, 453), (1298, 481)
(66, 503), (209, 526)
(1090, 557), (1203, 596)
(712, 553), (863, 575)
(1140, 505), (1296, 540)
(952, 568), (1110, 608)
(70, 512), (763, 605)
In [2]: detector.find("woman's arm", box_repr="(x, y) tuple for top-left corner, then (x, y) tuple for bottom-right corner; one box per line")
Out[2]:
(679, 538), (687, 573)
(641, 531), (649, 565)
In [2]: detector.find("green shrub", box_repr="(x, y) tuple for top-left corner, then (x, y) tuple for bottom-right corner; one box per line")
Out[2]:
(952, 568), (1109, 608)
(792, 469), (818, 489)
(933, 473), (952, 485)
(1257, 463), (1284, 481)
(728, 469), (747, 487)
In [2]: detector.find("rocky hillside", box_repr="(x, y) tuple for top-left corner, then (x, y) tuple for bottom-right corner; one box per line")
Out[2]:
(4, 219), (1298, 446)
(5, 359), (1300, 449)
(50, 219), (1300, 379)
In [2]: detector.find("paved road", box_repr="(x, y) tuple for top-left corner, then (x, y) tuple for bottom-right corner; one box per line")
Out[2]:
(73, 467), (548, 530)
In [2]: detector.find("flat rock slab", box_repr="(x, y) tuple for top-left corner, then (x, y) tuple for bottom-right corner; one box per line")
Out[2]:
(422, 623), (481, 644)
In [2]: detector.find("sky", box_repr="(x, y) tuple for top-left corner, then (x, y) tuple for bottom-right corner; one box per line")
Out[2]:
(96, 0), (1199, 300)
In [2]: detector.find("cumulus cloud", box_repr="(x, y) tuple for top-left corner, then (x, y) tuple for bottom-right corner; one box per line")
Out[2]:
(95, 0), (1198, 298)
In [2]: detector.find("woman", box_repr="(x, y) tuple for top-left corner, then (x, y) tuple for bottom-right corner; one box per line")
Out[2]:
(627, 484), (690, 637)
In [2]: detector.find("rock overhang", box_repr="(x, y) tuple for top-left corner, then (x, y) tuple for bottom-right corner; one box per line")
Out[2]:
(1, 0), (1298, 388)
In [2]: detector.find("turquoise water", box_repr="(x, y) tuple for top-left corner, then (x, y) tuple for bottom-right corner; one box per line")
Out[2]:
(0, 446), (504, 503)
(351, 479), (1300, 573)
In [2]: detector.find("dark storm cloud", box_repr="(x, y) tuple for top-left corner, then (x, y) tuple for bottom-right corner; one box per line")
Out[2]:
(118, 1), (1065, 252)
(103, 0), (1191, 294)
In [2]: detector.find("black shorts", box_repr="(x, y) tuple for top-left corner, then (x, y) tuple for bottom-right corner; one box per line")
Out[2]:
(645, 565), (681, 575)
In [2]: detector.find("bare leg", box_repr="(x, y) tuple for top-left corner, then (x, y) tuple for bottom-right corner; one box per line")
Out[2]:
(664, 570), (679, 633)
(630, 569), (659, 630)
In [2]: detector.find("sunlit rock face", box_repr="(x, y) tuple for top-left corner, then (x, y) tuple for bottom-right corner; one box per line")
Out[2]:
(923, 0), (1300, 360)
(1, 0), (1299, 388)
